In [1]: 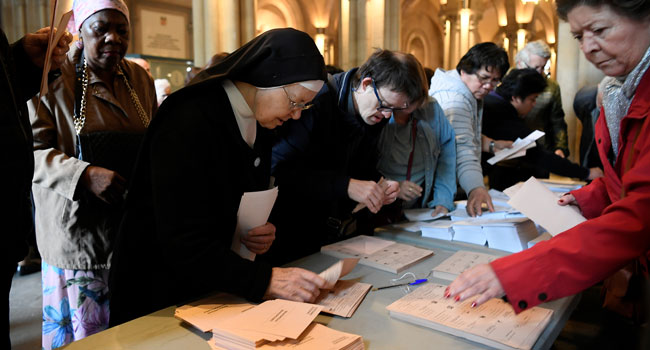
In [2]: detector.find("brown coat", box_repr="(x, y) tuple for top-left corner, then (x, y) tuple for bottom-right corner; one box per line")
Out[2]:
(29, 47), (156, 270)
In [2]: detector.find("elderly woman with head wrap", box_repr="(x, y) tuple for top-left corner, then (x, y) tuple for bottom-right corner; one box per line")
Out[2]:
(28, 0), (156, 347)
(447, 0), (650, 328)
(108, 28), (328, 326)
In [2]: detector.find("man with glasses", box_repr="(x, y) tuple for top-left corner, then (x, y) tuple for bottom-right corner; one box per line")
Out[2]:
(429, 42), (510, 217)
(516, 40), (569, 158)
(266, 49), (427, 265)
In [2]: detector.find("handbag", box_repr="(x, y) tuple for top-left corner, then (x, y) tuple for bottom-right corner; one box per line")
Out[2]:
(73, 53), (149, 204)
(76, 131), (144, 180)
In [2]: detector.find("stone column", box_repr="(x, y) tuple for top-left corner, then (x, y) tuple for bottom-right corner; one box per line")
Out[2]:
(383, 0), (399, 51)
(192, 0), (242, 67)
(239, 0), (256, 44)
(340, 0), (367, 69)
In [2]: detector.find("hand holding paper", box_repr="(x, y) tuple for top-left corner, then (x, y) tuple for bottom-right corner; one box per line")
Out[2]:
(318, 258), (359, 289)
(507, 177), (586, 236)
(231, 187), (278, 260)
(487, 130), (545, 165)
(25, 26), (72, 69)
(351, 177), (386, 213)
(264, 267), (327, 303)
(240, 222), (275, 255)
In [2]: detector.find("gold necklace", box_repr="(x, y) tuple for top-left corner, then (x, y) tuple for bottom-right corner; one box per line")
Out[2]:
(73, 59), (150, 135)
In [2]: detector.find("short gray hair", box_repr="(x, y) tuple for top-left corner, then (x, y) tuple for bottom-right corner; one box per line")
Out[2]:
(516, 40), (551, 65)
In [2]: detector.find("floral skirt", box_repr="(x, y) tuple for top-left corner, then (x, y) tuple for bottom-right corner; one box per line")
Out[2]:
(41, 261), (110, 349)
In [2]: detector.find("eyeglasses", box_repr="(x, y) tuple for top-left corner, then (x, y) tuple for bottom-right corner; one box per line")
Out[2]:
(474, 72), (501, 87)
(370, 79), (409, 113)
(522, 62), (546, 74)
(282, 86), (314, 111)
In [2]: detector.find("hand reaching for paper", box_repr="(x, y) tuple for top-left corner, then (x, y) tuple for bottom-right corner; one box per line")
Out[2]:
(447, 263), (505, 308)
(466, 187), (494, 217)
(557, 193), (577, 207)
(264, 267), (327, 303)
(23, 27), (72, 70)
(432, 205), (449, 216)
(241, 222), (275, 254)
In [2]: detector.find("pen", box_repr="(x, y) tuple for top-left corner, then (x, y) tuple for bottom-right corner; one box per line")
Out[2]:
(372, 279), (427, 291)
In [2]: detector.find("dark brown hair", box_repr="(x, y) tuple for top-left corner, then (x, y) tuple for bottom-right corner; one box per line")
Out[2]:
(353, 49), (429, 108)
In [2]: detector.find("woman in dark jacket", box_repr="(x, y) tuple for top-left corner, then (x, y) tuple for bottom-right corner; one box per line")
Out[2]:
(482, 68), (603, 190)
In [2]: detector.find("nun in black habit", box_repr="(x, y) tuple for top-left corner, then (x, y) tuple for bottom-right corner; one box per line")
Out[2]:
(108, 28), (328, 326)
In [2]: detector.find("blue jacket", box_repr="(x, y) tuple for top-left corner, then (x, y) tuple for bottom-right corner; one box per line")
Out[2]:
(377, 97), (456, 210)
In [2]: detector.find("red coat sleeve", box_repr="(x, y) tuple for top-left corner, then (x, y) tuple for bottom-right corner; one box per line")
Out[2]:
(491, 115), (650, 313)
(571, 177), (610, 219)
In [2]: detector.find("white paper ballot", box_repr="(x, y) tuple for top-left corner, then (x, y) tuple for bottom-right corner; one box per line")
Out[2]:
(487, 130), (545, 165)
(231, 187), (279, 261)
(507, 177), (586, 236)
(403, 208), (448, 221)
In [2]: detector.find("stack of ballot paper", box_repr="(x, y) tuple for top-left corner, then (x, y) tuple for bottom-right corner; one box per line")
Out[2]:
(482, 218), (539, 253)
(211, 299), (322, 349)
(487, 130), (545, 165)
(431, 250), (499, 281)
(450, 218), (539, 252)
(386, 283), (553, 350)
(450, 221), (488, 245)
(222, 323), (364, 350)
(175, 286), (365, 349)
(314, 280), (371, 317)
(420, 220), (454, 240)
(449, 206), (524, 222)
(403, 208), (448, 222)
(316, 258), (371, 317)
(321, 235), (433, 274)
(391, 221), (426, 232)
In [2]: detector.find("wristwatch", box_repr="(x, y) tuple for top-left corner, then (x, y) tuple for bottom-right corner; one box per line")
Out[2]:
(489, 140), (495, 154)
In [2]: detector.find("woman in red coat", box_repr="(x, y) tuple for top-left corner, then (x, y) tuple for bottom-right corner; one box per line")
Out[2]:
(448, 0), (650, 316)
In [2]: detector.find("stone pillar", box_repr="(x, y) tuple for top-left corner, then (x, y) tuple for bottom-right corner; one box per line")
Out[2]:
(383, 0), (399, 51)
(193, 0), (243, 67)
(239, 0), (256, 44)
(192, 0), (207, 67)
(442, 18), (451, 70)
(217, 0), (240, 53)
(556, 21), (604, 163)
(340, 0), (367, 69)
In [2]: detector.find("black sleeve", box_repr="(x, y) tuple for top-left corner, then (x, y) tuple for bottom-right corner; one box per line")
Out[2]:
(272, 92), (351, 202)
(525, 146), (589, 180)
(10, 38), (44, 102)
(148, 95), (272, 302)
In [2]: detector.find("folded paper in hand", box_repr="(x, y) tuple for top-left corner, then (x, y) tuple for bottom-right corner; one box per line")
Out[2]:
(231, 187), (279, 261)
(487, 130), (545, 165)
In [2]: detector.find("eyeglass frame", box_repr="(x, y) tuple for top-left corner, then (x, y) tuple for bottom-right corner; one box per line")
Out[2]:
(369, 78), (409, 113)
(282, 86), (314, 111)
(474, 71), (501, 87)
(522, 61), (547, 74)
